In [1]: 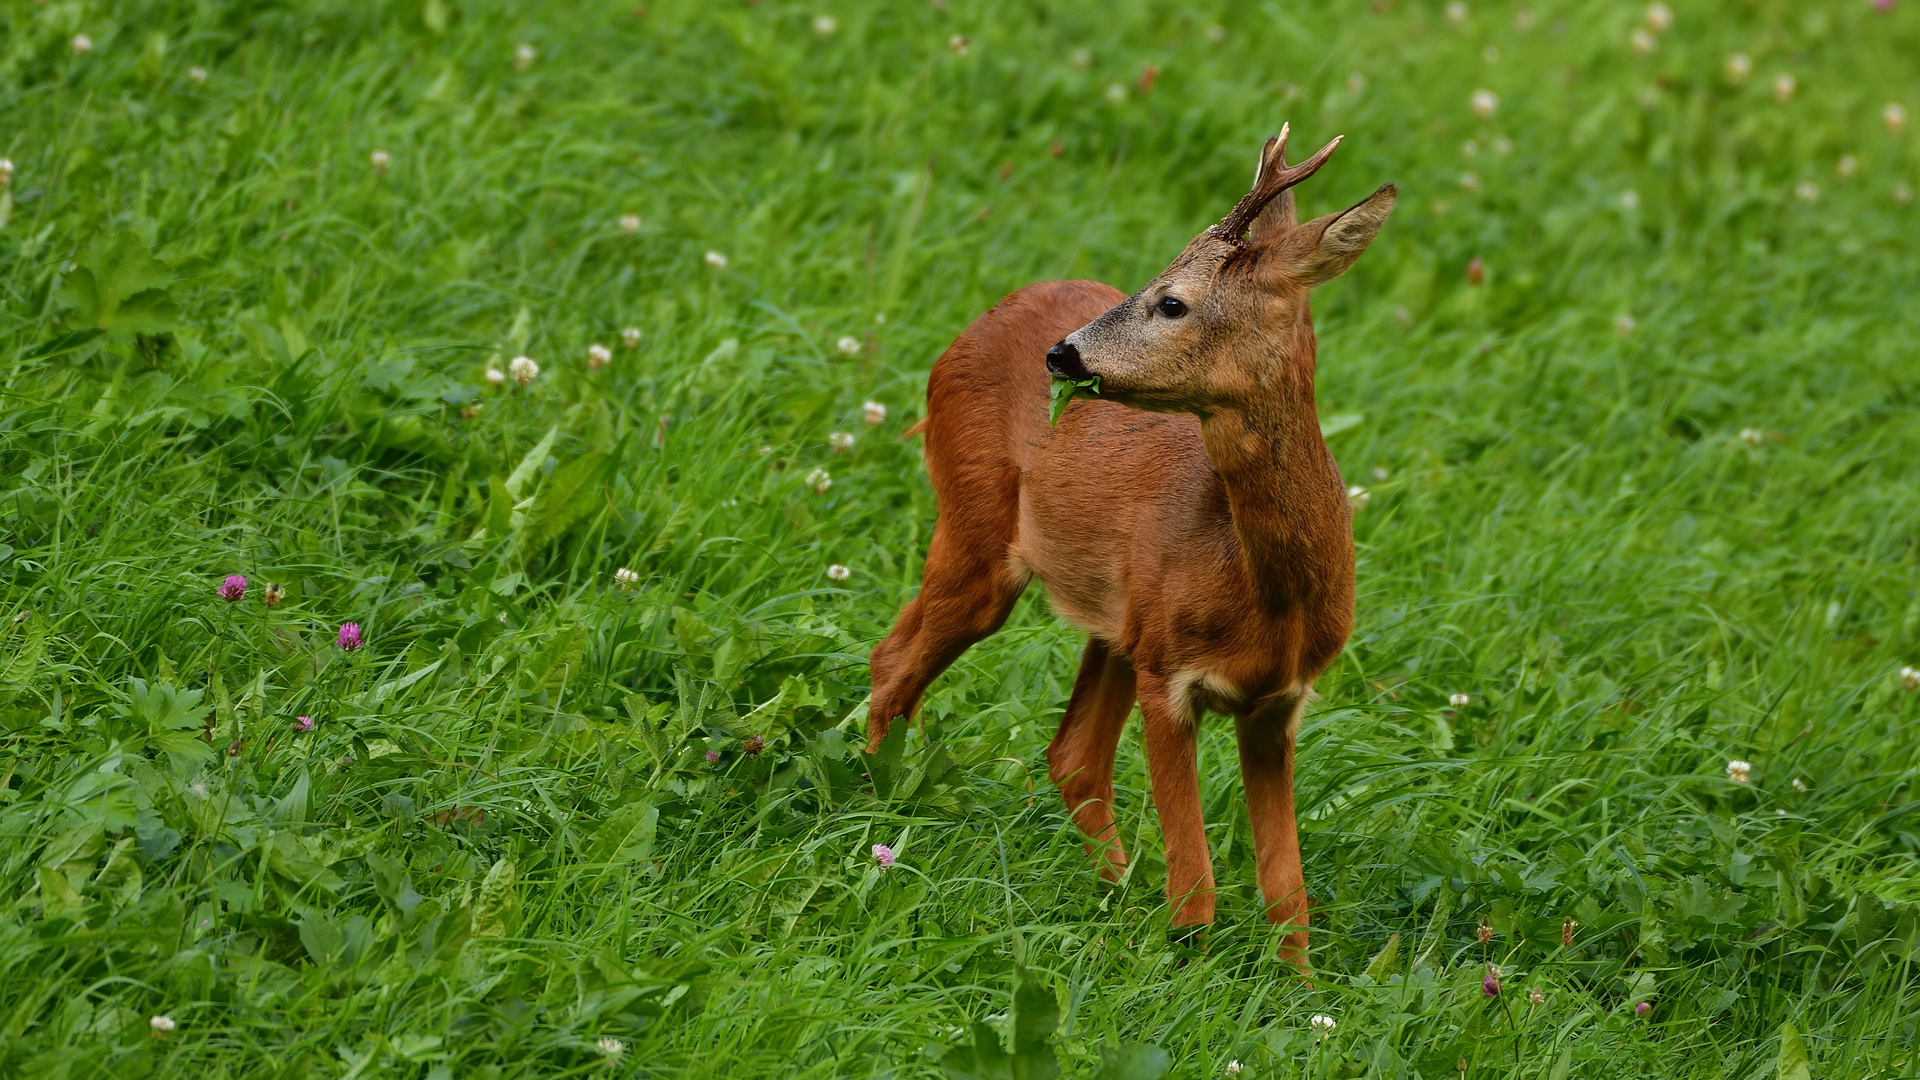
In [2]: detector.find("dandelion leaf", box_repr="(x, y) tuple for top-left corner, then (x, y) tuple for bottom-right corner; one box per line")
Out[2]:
(1777, 1021), (1810, 1080)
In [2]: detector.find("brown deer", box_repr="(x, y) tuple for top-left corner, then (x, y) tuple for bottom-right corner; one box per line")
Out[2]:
(867, 126), (1394, 962)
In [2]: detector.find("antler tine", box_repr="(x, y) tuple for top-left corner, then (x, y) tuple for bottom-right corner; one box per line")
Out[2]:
(1210, 128), (1345, 244)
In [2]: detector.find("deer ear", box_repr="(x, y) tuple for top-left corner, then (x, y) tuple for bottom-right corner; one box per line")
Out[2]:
(1295, 184), (1396, 286)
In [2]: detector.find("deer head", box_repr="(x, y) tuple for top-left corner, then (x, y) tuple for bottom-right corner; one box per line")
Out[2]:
(1046, 126), (1395, 414)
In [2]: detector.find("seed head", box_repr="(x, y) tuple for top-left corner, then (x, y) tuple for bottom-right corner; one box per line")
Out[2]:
(1899, 665), (1919, 692)
(1528, 986), (1544, 1006)
(813, 15), (838, 37)
(1772, 73), (1796, 104)
(1794, 180), (1819, 202)
(1836, 155), (1858, 179)
(614, 567), (639, 590)
(150, 1015), (175, 1036)
(263, 583), (284, 607)
(1887, 103), (1910, 135)
(1477, 917), (1493, 944)
(829, 431), (855, 453)
(622, 326), (642, 350)
(872, 843), (895, 867)
(836, 335), (861, 356)
(588, 343), (612, 370)
(948, 35), (969, 55)
(1450, 692), (1471, 708)
(1630, 29), (1656, 55)
(1347, 485), (1371, 510)
(804, 468), (832, 494)
(1644, 2), (1672, 33)
(509, 355), (539, 384)
(862, 400), (887, 425)
(619, 214), (641, 235)
(219, 574), (247, 602)
(337, 622), (364, 651)
(1466, 257), (1486, 285)
(1726, 758), (1752, 784)
(514, 43), (536, 71)
(596, 1036), (625, 1061)
(485, 366), (506, 386)
(72, 34), (93, 54)
(827, 564), (850, 581)
(1562, 916), (1576, 946)
(704, 249), (728, 270)
(1309, 1013), (1336, 1038)
(1614, 312), (1638, 338)
(189, 66), (207, 85)
(1470, 88), (1498, 118)
(1725, 53), (1751, 84)
(371, 149), (391, 176)
(741, 734), (765, 755)
(294, 715), (314, 733)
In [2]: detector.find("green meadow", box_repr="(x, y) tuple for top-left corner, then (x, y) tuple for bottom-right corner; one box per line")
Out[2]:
(3, 0), (1919, 1076)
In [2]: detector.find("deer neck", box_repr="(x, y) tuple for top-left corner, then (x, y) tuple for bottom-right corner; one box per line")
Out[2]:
(1196, 342), (1351, 612)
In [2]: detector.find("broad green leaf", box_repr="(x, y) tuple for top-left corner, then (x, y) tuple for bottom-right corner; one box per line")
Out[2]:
(588, 801), (658, 867)
(1319, 412), (1365, 438)
(1048, 375), (1100, 428)
(1363, 932), (1401, 981)
(471, 857), (518, 939)
(1777, 1021), (1810, 1080)
(504, 425), (557, 499)
(1547, 1047), (1571, 1080)
(940, 1022), (1015, 1080)
(1009, 965), (1061, 1079)
(867, 720), (907, 800)
(1093, 1040), (1170, 1080)
(528, 451), (609, 547)
(20, 328), (107, 362)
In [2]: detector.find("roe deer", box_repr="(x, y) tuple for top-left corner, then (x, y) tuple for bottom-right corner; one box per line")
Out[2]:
(867, 126), (1394, 962)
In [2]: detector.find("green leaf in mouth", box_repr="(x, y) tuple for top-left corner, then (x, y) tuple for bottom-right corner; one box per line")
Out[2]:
(1048, 374), (1102, 429)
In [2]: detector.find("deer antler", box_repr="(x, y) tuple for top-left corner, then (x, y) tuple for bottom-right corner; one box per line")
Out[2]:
(1209, 124), (1344, 245)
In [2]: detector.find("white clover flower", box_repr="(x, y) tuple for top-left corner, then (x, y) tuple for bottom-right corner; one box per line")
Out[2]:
(588, 343), (611, 370)
(1885, 103), (1909, 135)
(828, 431), (855, 453)
(1347, 485), (1371, 510)
(371, 149), (391, 176)
(1470, 88), (1498, 118)
(949, 35), (969, 55)
(862, 400), (887, 426)
(1772, 73), (1796, 104)
(836, 335), (862, 356)
(1445, 1), (1469, 25)
(188, 66), (208, 85)
(1901, 665), (1920, 692)
(827, 564), (850, 581)
(72, 34), (93, 54)
(596, 1036), (625, 1060)
(1481, 45), (1499, 64)
(704, 249), (728, 270)
(804, 468), (832, 494)
(1644, 2), (1672, 33)
(1225, 1062), (1243, 1077)
(0, 158), (12, 187)
(622, 326), (642, 350)
(1630, 29), (1656, 55)
(813, 15), (838, 37)
(1726, 759), (1752, 784)
(509, 355), (539, 385)
(1450, 693), (1471, 708)
(1461, 139), (1480, 158)
(1514, 8), (1535, 30)
(1896, 184), (1914, 207)
(1794, 180), (1819, 202)
(1739, 427), (1763, 446)
(150, 1015), (176, 1035)
(1310, 1013), (1337, 1037)
(485, 366), (506, 386)
(1371, 466), (1390, 481)
(1492, 138), (1513, 159)
(515, 43), (536, 70)
(619, 214), (641, 235)
(1614, 312), (1638, 338)
(1392, 307), (1412, 325)
(1836, 155), (1858, 179)
(1725, 53), (1751, 84)
(1459, 171), (1482, 193)
(1070, 48), (1092, 71)
(1205, 24), (1226, 42)
(1106, 83), (1127, 104)
(1620, 188), (1640, 210)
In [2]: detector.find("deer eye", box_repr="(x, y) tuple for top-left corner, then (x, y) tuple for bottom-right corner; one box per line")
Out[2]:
(1157, 296), (1189, 318)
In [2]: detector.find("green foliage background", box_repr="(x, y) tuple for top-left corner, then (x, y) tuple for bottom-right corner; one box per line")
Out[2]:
(2, 0), (1918, 1076)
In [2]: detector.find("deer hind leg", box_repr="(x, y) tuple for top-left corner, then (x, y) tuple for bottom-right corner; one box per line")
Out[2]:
(1047, 639), (1137, 881)
(1234, 694), (1311, 967)
(1137, 677), (1215, 929)
(866, 518), (1024, 752)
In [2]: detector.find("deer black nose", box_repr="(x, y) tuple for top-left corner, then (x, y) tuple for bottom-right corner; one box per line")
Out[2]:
(1046, 341), (1089, 380)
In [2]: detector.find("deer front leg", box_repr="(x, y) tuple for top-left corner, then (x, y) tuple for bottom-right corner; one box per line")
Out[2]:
(1047, 638), (1136, 881)
(1137, 677), (1214, 931)
(1234, 697), (1311, 967)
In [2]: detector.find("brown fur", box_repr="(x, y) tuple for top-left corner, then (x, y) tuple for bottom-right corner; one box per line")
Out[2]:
(867, 128), (1395, 966)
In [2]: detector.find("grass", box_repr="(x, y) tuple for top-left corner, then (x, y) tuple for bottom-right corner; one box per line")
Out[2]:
(2, 0), (1919, 1076)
